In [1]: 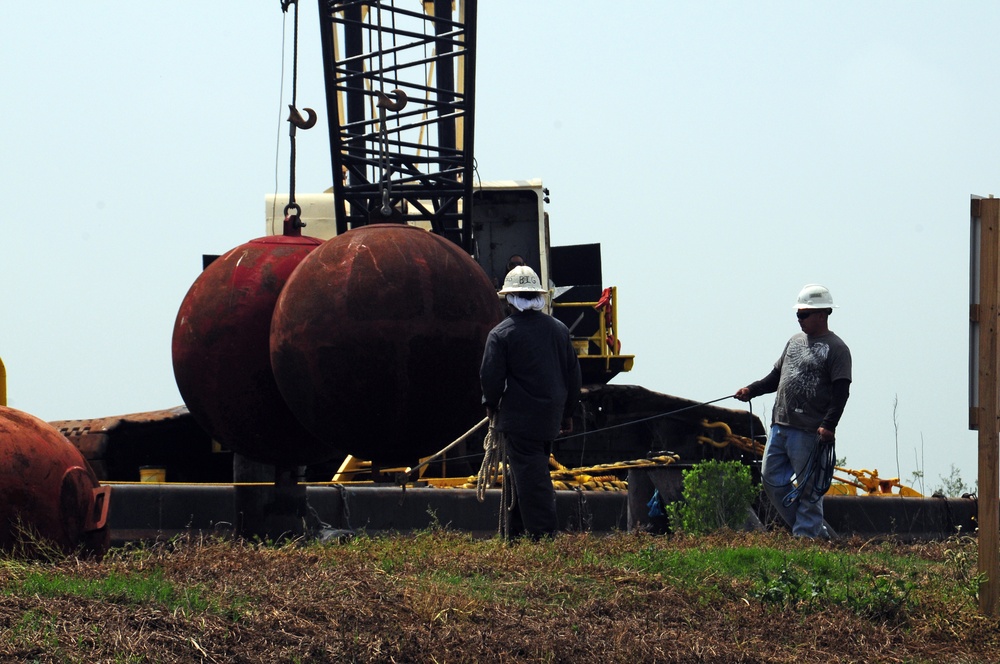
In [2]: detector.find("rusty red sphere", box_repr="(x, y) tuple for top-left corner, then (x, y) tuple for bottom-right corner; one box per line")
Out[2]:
(270, 224), (503, 467)
(172, 234), (336, 466)
(0, 406), (110, 557)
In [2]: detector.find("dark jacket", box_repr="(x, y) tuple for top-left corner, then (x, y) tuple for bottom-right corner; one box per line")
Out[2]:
(480, 309), (582, 440)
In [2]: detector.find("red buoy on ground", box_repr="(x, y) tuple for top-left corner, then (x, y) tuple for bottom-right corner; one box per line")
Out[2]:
(172, 233), (336, 466)
(270, 224), (503, 467)
(0, 406), (110, 557)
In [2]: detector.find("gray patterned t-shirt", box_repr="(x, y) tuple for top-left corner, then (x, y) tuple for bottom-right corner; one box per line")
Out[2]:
(772, 331), (852, 431)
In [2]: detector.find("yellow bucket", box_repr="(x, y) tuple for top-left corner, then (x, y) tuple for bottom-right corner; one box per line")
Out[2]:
(139, 466), (166, 483)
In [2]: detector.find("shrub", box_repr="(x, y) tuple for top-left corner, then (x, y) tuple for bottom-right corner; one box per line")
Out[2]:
(665, 460), (758, 535)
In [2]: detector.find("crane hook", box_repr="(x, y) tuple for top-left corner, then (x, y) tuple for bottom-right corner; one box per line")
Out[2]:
(376, 89), (408, 112)
(287, 105), (317, 130)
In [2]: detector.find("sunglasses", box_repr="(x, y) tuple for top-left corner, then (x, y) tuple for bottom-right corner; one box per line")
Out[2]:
(796, 310), (824, 320)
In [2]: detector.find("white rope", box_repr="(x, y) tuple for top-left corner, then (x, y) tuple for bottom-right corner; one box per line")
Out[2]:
(476, 416), (513, 539)
(476, 416), (504, 501)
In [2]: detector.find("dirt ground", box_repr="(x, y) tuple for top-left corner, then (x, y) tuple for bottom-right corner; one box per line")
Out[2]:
(0, 531), (997, 663)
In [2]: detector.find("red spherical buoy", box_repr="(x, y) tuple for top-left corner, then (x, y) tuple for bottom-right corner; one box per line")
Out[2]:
(270, 224), (503, 467)
(172, 233), (336, 466)
(0, 406), (110, 557)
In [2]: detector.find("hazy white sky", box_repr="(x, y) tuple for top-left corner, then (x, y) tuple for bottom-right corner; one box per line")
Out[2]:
(2, 2), (997, 492)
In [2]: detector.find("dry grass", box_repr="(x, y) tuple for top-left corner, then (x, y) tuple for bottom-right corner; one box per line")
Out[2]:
(0, 529), (996, 663)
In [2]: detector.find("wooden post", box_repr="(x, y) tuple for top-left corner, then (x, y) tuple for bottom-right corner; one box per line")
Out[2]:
(973, 196), (1000, 616)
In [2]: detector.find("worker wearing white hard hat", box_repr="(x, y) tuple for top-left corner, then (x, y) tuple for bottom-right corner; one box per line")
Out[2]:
(481, 265), (581, 540)
(734, 283), (852, 539)
(794, 283), (838, 310)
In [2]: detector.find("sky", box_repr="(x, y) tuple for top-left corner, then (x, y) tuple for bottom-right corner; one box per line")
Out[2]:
(2, 2), (997, 494)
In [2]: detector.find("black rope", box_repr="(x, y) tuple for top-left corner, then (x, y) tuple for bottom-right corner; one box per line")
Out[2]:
(811, 440), (836, 500)
(775, 436), (836, 508)
(556, 395), (733, 442)
(744, 395), (835, 506)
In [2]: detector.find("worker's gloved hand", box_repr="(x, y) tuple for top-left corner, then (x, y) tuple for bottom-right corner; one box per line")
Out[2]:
(734, 387), (751, 402)
(559, 418), (573, 435)
(486, 406), (495, 420)
(817, 427), (835, 444)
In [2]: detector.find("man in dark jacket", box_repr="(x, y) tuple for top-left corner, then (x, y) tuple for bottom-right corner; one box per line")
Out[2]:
(480, 265), (582, 539)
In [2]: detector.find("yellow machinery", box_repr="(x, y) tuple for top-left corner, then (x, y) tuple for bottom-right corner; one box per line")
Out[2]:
(552, 286), (634, 384)
(697, 419), (923, 497)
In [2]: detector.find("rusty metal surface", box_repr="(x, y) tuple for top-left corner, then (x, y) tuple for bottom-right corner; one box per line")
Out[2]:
(172, 234), (335, 467)
(271, 224), (503, 467)
(0, 406), (110, 556)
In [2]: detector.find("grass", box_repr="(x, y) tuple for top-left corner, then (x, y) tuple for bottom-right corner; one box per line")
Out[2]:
(0, 529), (995, 662)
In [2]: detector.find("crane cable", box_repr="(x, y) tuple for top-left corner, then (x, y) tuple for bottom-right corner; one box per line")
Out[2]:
(375, 1), (389, 212)
(373, 1), (407, 217)
(280, 0), (316, 226)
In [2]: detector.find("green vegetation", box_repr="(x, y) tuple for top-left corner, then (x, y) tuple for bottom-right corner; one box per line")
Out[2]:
(11, 568), (214, 615)
(935, 463), (975, 497)
(0, 530), (994, 662)
(664, 459), (759, 534)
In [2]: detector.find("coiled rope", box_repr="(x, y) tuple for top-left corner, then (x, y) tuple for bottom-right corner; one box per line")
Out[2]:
(476, 416), (514, 539)
(476, 416), (504, 501)
(775, 436), (837, 507)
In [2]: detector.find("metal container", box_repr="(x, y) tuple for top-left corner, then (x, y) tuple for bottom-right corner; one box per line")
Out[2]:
(270, 224), (503, 467)
(172, 234), (335, 466)
(0, 406), (110, 556)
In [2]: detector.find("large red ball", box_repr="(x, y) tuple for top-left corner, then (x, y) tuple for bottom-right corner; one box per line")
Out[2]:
(270, 224), (503, 467)
(172, 234), (336, 466)
(0, 406), (109, 557)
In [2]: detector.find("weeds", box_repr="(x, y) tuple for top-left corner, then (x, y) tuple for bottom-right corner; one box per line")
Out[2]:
(751, 560), (916, 620)
(0, 531), (995, 662)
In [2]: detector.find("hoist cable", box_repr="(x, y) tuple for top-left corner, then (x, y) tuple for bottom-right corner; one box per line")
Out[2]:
(287, 0), (301, 210)
(375, 1), (392, 212)
(271, 8), (290, 233)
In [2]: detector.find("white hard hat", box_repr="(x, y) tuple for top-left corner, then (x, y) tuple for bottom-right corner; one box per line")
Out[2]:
(499, 265), (546, 294)
(795, 284), (837, 309)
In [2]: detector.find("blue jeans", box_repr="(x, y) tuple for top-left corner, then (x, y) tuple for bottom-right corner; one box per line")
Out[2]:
(761, 424), (825, 538)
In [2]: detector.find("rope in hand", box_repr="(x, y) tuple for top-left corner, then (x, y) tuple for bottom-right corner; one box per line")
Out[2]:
(476, 416), (513, 539)
(476, 416), (504, 502)
(811, 439), (837, 500)
(777, 436), (837, 508)
(556, 395), (735, 442)
(742, 397), (836, 506)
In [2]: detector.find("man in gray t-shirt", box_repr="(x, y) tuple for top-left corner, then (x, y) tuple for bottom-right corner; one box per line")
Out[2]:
(735, 284), (852, 539)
